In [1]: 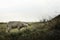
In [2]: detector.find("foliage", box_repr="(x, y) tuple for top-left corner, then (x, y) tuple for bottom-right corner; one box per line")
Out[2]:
(0, 15), (59, 40)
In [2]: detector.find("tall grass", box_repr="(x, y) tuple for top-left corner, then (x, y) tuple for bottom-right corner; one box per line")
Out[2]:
(0, 15), (59, 40)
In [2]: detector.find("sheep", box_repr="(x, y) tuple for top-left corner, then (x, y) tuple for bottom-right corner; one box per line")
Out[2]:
(6, 21), (29, 32)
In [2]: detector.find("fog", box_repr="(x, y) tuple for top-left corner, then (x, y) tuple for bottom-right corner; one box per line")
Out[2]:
(0, 0), (60, 22)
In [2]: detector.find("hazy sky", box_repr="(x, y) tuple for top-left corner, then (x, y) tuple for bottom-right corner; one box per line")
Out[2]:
(0, 0), (60, 22)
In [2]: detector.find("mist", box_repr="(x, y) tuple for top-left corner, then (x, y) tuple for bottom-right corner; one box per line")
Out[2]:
(0, 0), (60, 22)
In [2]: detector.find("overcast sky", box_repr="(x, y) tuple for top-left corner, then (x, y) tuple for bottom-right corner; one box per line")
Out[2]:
(0, 0), (60, 22)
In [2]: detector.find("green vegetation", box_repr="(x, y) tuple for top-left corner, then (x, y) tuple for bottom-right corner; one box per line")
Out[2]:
(0, 15), (60, 40)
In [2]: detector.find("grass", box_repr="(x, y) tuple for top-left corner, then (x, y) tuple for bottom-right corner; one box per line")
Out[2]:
(0, 15), (59, 40)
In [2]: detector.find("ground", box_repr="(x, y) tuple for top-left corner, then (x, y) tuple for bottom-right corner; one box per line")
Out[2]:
(0, 15), (60, 40)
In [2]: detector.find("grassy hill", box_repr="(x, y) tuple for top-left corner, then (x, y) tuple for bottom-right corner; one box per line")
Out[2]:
(0, 15), (60, 40)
